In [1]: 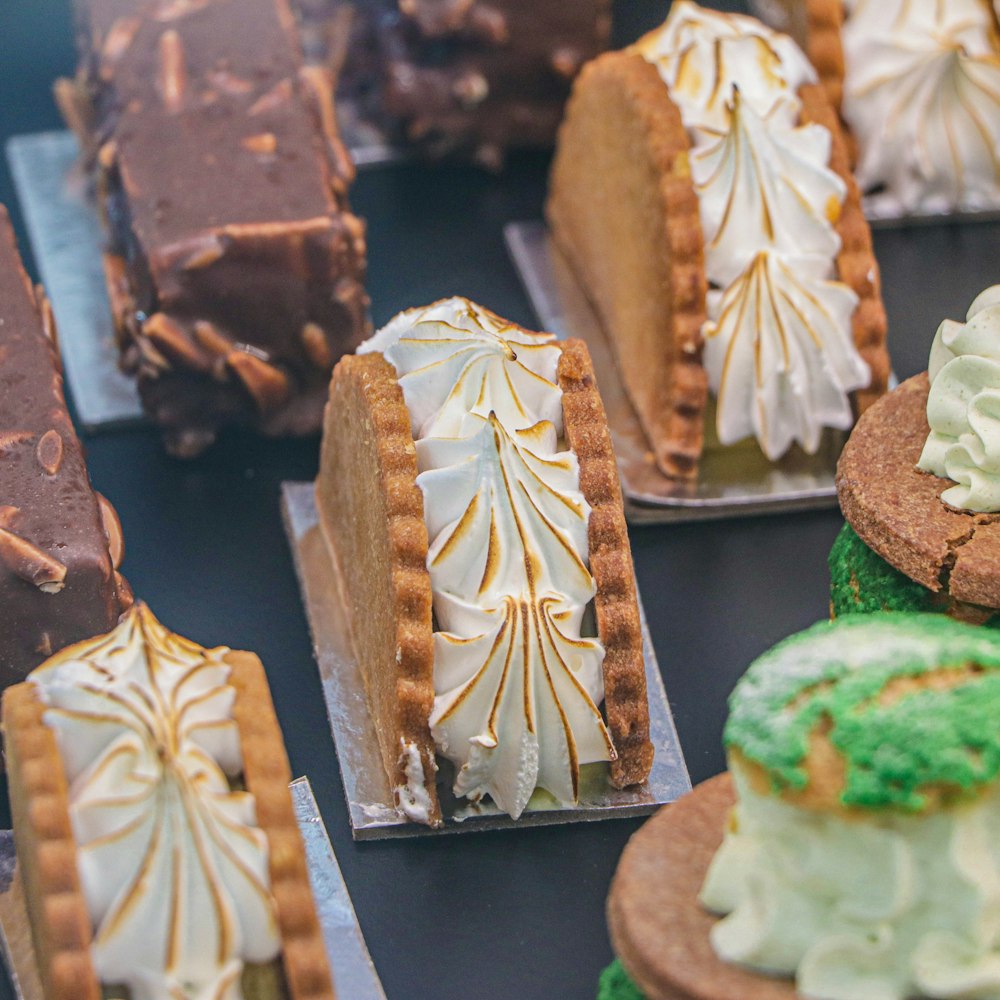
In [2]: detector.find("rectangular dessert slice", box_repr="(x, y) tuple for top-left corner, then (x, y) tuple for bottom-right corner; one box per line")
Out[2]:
(0, 206), (130, 689)
(2, 603), (336, 1000)
(316, 299), (652, 823)
(58, 0), (369, 456)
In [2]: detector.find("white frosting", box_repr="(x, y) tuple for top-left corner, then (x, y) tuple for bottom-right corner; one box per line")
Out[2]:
(29, 603), (279, 1000)
(634, 1), (869, 460)
(701, 767), (1000, 1000)
(841, 0), (1000, 215)
(364, 297), (613, 819)
(691, 88), (845, 288)
(918, 285), (1000, 512)
(703, 251), (867, 460)
(633, 0), (816, 139)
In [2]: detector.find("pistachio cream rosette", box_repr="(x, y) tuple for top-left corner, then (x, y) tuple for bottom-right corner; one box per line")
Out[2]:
(316, 297), (653, 825)
(602, 613), (1000, 1000)
(2, 602), (336, 1000)
(833, 285), (1000, 627)
(765, 0), (1000, 217)
(547, 0), (890, 479)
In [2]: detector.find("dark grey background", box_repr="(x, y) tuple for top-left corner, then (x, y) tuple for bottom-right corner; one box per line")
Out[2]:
(1, 2), (998, 998)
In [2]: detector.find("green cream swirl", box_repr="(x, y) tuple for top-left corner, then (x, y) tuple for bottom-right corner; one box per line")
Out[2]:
(724, 614), (1000, 812)
(918, 285), (1000, 512)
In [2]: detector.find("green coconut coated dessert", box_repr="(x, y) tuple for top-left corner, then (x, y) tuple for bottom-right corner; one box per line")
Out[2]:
(597, 960), (645, 1000)
(724, 614), (1000, 812)
(828, 523), (1000, 625)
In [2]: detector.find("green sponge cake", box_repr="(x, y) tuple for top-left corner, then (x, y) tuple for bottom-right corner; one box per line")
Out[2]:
(835, 284), (1000, 626)
(829, 523), (1000, 625)
(605, 614), (1000, 1000)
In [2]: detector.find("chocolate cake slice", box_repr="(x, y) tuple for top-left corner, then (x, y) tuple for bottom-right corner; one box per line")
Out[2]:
(0, 206), (131, 689)
(59, 0), (370, 456)
(298, 0), (611, 167)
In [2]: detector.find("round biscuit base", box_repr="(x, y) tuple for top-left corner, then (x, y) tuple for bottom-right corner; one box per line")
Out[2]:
(607, 773), (797, 1000)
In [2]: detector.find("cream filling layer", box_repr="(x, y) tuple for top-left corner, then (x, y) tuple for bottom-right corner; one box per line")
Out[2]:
(360, 298), (613, 820)
(29, 604), (279, 1000)
(919, 285), (1000, 512)
(635, 1), (868, 460)
(701, 767), (1000, 1000)
(841, 0), (1000, 215)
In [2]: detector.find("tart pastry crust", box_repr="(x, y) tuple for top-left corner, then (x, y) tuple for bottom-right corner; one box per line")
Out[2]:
(548, 51), (709, 480)
(316, 351), (440, 826)
(3, 645), (336, 1000)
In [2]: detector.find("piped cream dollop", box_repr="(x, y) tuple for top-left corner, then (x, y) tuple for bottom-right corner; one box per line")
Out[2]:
(29, 603), (279, 1000)
(841, 0), (1000, 215)
(360, 298), (613, 819)
(918, 285), (1000, 512)
(701, 766), (1000, 1000)
(634, 1), (869, 460)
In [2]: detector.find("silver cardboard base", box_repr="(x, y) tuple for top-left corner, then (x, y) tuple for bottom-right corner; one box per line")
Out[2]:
(280, 481), (691, 841)
(0, 777), (385, 1000)
(4, 126), (400, 431)
(505, 221), (859, 523)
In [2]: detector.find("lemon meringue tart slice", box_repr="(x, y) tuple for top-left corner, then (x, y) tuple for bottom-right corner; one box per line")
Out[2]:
(2, 602), (336, 1000)
(316, 297), (654, 825)
(547, 0), (891, 479)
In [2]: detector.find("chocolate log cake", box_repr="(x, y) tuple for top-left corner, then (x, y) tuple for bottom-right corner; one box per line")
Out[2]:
(304, 0), (611, 167)
(58, 0), (370, 456)
(0, 206), (131, 688)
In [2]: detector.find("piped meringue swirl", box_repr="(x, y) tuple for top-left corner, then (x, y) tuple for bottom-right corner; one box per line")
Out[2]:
(633, 0), (816, 139)
(635, 1), (869, 460)
(919, 285), (1000, 512)
(841, 0), (1000, 215)
(691, 88), (846, 287)
(361, 297), (613, 819)
(29, 603), (279, 1000)
(704, 251), (866, 459)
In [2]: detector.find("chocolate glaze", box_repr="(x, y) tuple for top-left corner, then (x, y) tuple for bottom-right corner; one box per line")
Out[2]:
(65, 0), (370, 456)
(0, 207), (131, 688)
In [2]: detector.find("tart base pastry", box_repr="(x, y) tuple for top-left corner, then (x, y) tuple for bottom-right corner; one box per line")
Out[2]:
(316, 350), (440, 827)
(3, 617), (335, 1000)
(548, 51), (708, 481)
(316, 332), (653, 822)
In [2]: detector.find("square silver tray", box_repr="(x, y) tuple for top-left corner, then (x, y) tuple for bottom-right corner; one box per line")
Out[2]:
(280, 480), (691, 840)
(0, 777), (386, 1000)
(5, 127), (397, 432)
(505, 220), (860, 524)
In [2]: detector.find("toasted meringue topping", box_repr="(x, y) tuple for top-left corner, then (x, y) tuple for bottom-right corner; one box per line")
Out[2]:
(632, 0), (816, 138)
(364, 297), (613, 819)
(919, 285), (1000, 512)
(841, 0), (1000, 214)
(30, 603), (279, 1000)
(704, 251), (867, 460)
(692, 89), (845, 288)
(634, 2), (868, 459)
